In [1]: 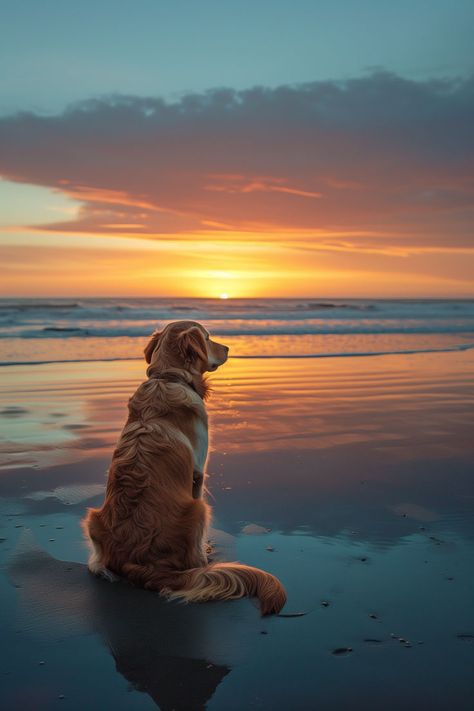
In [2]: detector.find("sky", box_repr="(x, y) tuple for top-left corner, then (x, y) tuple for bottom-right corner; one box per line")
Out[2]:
(0, 0), (473, 298)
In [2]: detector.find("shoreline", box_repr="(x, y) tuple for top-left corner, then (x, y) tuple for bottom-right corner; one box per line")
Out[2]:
(1, 338), (474, 367)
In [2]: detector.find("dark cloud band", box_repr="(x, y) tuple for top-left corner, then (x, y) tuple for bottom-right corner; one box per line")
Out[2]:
(0, 71), (473, 248)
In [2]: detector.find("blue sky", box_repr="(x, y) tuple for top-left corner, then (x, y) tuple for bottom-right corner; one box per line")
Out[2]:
(1, 0), (473, 114)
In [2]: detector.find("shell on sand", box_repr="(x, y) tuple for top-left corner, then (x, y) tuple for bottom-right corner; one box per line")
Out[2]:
(241, 523), (271, 535)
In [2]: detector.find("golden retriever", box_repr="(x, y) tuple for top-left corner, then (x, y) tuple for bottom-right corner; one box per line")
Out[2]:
(82, 321), (286, 615)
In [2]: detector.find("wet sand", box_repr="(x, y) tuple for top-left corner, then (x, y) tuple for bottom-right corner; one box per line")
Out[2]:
(1, 351), (474, 710)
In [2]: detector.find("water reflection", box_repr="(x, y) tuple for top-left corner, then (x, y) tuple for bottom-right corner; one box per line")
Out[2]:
(8, 539), (244, 710)
(1, 351), (474, 709)
(1, 352), (473, 544)
(2, 351), (474, 462)
(5, 526), (474, 710)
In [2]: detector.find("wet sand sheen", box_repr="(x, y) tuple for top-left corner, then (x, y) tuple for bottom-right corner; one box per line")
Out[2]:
(0, 350), (474, 709)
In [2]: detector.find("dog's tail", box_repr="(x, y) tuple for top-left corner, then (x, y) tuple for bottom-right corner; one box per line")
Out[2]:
(122, 561), (287, 616)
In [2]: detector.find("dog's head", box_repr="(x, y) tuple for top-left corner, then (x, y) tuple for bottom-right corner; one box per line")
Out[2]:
(144, 321), (229, 373)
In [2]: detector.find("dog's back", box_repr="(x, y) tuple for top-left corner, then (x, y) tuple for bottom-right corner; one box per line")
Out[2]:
(83, 376), (209, 575)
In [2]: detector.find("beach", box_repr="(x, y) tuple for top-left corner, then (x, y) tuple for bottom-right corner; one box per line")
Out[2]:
(1, 339), (474, 710)
(0, 299), (474, 709)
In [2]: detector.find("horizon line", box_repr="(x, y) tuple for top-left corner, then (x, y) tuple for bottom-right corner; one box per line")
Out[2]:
(1, 295), (473, 301)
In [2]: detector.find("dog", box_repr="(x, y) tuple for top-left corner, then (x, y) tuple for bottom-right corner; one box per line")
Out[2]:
(82, 320), (286, 615)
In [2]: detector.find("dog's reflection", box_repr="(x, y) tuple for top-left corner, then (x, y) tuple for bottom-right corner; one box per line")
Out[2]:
(9, 532), (257, 711)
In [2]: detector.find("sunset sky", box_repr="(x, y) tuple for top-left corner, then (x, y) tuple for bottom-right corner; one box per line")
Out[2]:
(1, 0), (473, 298)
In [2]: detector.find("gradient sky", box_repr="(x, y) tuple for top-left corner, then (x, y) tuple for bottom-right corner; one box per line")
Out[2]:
(1, 0), (473, 297)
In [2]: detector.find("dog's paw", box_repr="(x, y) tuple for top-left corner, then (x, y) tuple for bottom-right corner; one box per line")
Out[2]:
(89, 565), (120, 582)
(100, 568), (120, 582)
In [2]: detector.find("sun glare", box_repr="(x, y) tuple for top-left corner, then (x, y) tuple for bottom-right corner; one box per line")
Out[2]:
(219, 293), (229, 299)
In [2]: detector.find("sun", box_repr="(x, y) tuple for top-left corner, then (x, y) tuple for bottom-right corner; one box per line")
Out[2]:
(219, 292), (229, 299)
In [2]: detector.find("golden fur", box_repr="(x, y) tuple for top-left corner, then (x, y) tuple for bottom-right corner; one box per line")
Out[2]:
(82, 320), (286, 615)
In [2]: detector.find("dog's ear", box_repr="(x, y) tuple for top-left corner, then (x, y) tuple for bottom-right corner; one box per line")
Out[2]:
(144, 330), (163, 364)
(177, 326), (207, 366)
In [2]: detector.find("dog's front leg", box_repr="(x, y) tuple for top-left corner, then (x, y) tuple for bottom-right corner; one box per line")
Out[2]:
(184, 498), (210, 568)
(192, 469), (212, 561)
(192, 468), (204, 499)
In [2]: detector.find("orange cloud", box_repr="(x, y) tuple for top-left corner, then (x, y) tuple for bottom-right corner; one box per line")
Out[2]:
(0, 71), (472, 252)
(0, 72), (473, 296)
(204, 174), (323, 198)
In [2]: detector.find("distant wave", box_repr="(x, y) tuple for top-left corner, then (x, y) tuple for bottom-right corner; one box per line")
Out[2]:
(0, 299), (370, 310)
(1, 323), (473, 339)
(1, 299), (474, 344)
(2, 341), (473, 367)
(299, 301), (375, 310)
(42, 327), (84, 333)
(0, 302), (82, 310)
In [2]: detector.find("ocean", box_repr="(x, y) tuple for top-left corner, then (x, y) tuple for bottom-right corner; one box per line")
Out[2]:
(1, 297), (473, 365)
